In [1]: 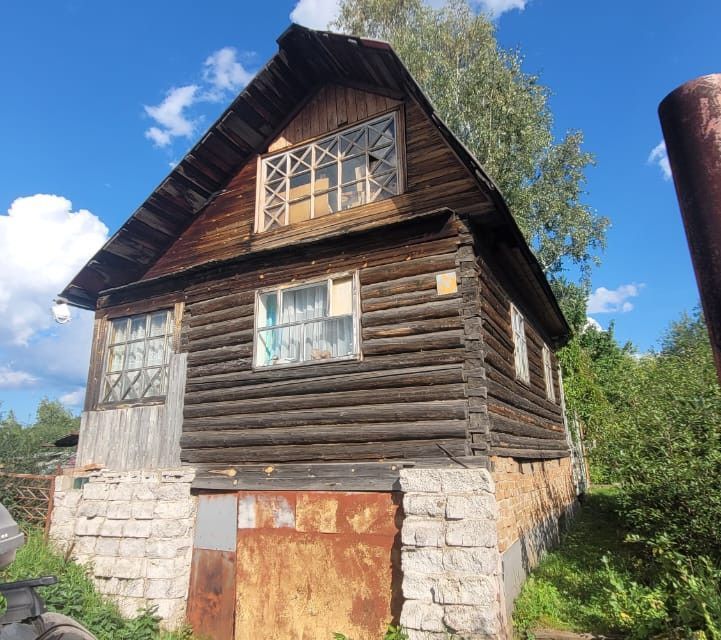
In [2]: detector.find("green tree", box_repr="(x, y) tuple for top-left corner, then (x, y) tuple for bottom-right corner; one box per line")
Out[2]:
(334, 0), (608, 282)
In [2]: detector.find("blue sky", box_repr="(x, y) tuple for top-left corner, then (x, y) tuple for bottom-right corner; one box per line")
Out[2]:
(0, 0), (714, 421)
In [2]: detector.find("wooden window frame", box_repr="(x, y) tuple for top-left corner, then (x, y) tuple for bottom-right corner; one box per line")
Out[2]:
(89, 302), (184, 411)
(510, 303), (530, 385)
(252, 271), (362, 371)
(542, 344), (556, 402)
(254, 108), (406, 233)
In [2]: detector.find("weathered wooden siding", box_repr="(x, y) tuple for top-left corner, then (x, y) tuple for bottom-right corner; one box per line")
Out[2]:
(76, 353), (187, 470)
(142, 94), (491, 280)
(268, 84), (401, 152)
(179, 217), (471, 465)
(477, 253), (569, 459)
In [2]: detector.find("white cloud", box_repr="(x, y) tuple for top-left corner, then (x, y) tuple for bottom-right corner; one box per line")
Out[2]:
(584, 317), (603, 332)
(144, 85), (199, 148)
(59, 388), (85, 407)
(0, 195), (108, 346)
(648, 140), (672, 181)
(203, 47), (253, 100)
(0, 367), (37, 389)
(290, 0), (340, 29)
(0, 194), (106, 404)
(588, 283), (644, 314)
(145, 47), (255, 150)
(472, 0), (528, 18)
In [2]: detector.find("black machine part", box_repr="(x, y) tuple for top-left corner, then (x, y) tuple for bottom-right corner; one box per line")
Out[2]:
(1, 613), (96, 640)
(0, 578), (57, 625)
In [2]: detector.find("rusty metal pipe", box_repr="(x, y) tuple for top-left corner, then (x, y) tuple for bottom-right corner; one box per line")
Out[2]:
(659, 74), (721, 383)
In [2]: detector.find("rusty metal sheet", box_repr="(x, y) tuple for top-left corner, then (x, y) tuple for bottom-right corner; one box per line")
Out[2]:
(187, 548), (236, 640)
(659, 74), (721, 382)
(234, 491), (402, 640)
(195, 493), (238, 552)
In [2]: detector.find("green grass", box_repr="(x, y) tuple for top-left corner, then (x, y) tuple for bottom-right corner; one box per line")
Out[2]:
(1, 528), (195, 640)
(513, 487), (656, 637)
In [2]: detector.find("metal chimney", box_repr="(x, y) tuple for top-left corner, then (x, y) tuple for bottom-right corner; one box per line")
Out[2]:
(658, 74), (721, 382)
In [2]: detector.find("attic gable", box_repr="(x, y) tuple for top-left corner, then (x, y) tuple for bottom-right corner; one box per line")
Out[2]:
(268, 84), (401, 153)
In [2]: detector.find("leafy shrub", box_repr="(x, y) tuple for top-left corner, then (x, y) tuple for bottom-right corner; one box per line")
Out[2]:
(612, 311), (721, 560)
(1, 528), (193, 640)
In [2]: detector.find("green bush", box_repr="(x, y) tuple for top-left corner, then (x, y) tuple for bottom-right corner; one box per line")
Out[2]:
(1, 529), (193, 640)
(612, 311), (721, 560)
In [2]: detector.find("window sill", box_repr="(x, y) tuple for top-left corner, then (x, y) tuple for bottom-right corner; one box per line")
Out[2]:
(94, 397), (166, 411)
(252, 353), (361, 372)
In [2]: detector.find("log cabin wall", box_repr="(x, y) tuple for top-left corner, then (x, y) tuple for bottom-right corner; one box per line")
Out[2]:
(177, 215), (472, 467)
(476, 250), (569, 459)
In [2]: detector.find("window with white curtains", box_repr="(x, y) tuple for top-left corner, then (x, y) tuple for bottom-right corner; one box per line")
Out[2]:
(511, 304), (530, 384)
(254, 274), (359, 368)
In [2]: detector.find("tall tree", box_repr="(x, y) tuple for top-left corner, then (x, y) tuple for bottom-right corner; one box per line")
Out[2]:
(334, 0), (608, 283)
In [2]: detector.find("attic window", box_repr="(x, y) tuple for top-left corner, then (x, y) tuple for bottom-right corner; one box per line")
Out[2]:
(543, 344), (556, 402)
(100, 310), (174, 403)
(511, 304), (530, 384)
(254, 274), (359, 368)
(258, 113), (399, 231)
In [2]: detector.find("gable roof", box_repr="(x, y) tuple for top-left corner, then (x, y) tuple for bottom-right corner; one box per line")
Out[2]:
(60, 24), (570, 346)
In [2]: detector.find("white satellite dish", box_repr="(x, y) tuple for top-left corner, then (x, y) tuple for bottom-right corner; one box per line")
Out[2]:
(52, 301), (72, 324)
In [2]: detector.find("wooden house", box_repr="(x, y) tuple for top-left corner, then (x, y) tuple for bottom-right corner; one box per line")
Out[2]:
(55, 25), (579, 640)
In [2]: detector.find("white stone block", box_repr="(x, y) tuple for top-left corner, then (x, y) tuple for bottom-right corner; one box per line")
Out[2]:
(107, 484), (134, 501)
(99, 519), (124, 537)
(403, 494), (446, 518)
(106, 501), (131, 520)
(75, 517), (103, 536)
(401, 573), (438, 602)
(401, 547), (443, 575)
(118, 538), (146, 557)
(151, 598), (186, 627)
(439, 469), (494, 495)
(123, 520), (152, 539)
(133, 484), (156, 501)
(146, 558), (181, 580)
(155, 484), (190, 501)
(399, 469), (443, 493)
(400, 601), (445, 633)
(445, 495), (497, 521)
(61, 490), (82, 508)
(78, 501), (107, 518)
(74, 537), (96, 555)
(152, 519), (189, 538)
(116, 578), (145, 598)
(145, 578), (188, 600)
(110, 557), (146, 580)
(95, 537), (120, 557)
(154, 499), (193, 519)
(442, 547), (498, 575)
(442, 604), (500, 636)
(433, 576), (496, 606)
(445, 519), (497, 548)
(131, 501), (156, 520)
(401, 517), (445, 547)
(82, 484), (108, 500)
(146, 539), (181, 559)
(115, 596), (145, 619)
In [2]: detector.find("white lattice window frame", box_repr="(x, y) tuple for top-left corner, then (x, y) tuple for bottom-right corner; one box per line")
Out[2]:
(255, 111), (403, 232)
(99, 309), (175, 405)
(510, 303), (530, 384)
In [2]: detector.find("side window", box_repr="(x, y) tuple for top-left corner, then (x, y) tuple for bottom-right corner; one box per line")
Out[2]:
(101, 309), (174, 403)
(257, 112), (400, 231)
(543, 344), (556, 402)
(510, 304), (529, 384)
(254, 274), (359, 368)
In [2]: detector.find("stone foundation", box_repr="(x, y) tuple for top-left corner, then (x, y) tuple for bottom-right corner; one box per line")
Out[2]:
(49, 468), (196, 628)
(399, 468), (505, 640)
